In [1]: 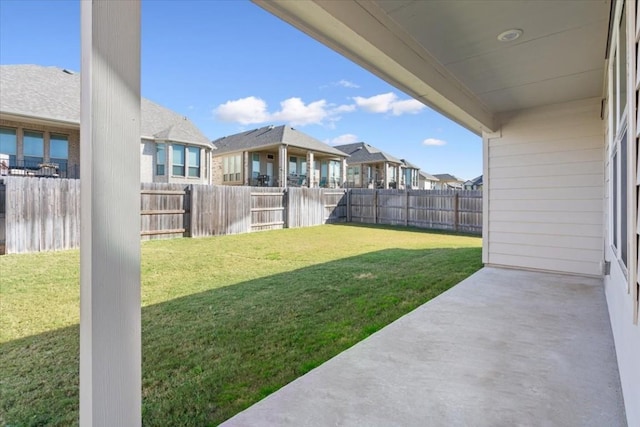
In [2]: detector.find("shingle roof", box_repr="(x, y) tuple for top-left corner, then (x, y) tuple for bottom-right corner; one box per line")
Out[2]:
(0, 64), (211, 146)
(419, 171), (439, 181)
(334, 142), (403, 165)
(464, 175), (483, 186)
(433, 173), (463, 182)
(212, 125), (347, 157)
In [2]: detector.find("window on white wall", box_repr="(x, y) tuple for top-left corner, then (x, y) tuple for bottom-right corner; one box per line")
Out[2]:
(171, 144), (201, 178)
(187, 147), (200, 178)
(609, 3), (630, 272)
(172, 144), (185, 176)
(156, 144), (165, 175)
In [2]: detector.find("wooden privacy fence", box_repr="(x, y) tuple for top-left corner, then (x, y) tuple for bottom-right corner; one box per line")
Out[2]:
(0, 178), (481, 254)
(350, 189), (482, 234)
(1, 177), (80, 254)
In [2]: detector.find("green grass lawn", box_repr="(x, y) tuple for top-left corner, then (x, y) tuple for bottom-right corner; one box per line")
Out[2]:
(0, 224), (482, 426)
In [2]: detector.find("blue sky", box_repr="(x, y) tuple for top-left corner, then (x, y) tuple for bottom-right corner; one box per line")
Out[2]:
(0, 0), (482, 180)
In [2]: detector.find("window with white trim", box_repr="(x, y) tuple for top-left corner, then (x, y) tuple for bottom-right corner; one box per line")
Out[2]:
(610, 3), (630, 272)
(156, 144), (165, 176)
(223, 153), (242, 182)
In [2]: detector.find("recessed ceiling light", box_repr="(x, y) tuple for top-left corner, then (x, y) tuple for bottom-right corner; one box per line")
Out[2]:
(497, 29), (523, 42)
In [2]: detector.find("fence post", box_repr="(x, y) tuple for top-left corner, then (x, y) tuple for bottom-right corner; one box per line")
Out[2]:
(453, 192), (459, 232)
(346, 189), (351, 223)
(373, 189), (378, 224)
(283, 187), (289, 228)
(188, 184), (196, 237)
(405, 190), (409, 227)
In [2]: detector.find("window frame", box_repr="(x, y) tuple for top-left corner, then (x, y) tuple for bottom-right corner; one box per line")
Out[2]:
(49, 134), (69, 173)
(0, 127), (17, 166)
(156, 143), (166, 176)
(172, 144), (185, 176)
(23, 130), (44, 168)
(609, 1), (631, 277)
(222, 153), (242, 183)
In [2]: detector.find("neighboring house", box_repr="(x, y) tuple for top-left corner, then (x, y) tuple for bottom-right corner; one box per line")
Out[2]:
(211, 125), (348, 188)
(432, 173), (464, 190)
(334, 142), (405, 189)
(418, 171), (439, 190)
(0, 64), (212, 183)
(463, 175), (483, 190)
(400, 159), (420, 189)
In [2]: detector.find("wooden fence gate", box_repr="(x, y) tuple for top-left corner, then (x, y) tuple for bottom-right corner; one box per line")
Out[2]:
(250, 188), (286, 231)
(140, 183), (190, 240)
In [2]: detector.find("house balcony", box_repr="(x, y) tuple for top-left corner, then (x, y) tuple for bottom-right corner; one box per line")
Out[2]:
(0, 159), (79, 179)
(221, 267), (626, 426)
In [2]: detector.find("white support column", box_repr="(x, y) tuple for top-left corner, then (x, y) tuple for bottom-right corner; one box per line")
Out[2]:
(80, 1), (141, 426)
(341, 158), (347, 188)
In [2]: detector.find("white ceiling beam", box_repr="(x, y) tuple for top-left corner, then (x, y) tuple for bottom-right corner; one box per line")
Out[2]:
(79, 1), (141, 425)
(254, 0), (497, 134)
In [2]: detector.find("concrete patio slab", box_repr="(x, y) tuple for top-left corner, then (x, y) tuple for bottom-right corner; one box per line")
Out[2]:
(221, 267), (626, 427)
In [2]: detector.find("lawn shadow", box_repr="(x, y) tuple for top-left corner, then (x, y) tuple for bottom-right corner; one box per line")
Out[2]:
(330, 221), (483, 237)
(1, 246), (482, 426)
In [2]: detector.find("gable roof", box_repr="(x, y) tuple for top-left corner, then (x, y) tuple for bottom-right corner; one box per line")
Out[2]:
(212, 125), (346, 157)
(334, 142), (402, 165)
(419, 171), (439, 181)
(0, 64), (211, 146)
(465, 175), (483, 186)
(400, 159), (420, 169)
(433, 173), (463, 182)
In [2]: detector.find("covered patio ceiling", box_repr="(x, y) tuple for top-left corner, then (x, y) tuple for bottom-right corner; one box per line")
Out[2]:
(254, 0), (611, 134)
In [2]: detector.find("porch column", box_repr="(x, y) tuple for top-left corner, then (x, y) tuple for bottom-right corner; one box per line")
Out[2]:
(383, 162), (389, 189)
(307, 151), (315, 187)
(80, 1), (141, 426)
(341, 157), (347, 188)
(243, 151), (249, 185)
(279, 144), (287, 187)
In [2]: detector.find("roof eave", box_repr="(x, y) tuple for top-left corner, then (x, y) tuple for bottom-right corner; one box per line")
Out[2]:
(0, 111), (80, 129)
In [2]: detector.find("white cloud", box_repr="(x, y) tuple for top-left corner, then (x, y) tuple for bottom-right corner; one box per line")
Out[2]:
(422, 138), (447, 146)
(337, 79), (360, 88)
(271, 98), (328, 126)
(214, 96), (269, 125)
(325, 133), (359, 145)
(353, 92), (397, 113)
(352, 92), (425, 116)
(391, 99), (425, 115)
(332, 104), (357, 113)
(214, 96), (358, 127)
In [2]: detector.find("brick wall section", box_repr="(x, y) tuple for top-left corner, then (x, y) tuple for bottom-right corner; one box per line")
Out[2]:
(0, 118), (80, 177)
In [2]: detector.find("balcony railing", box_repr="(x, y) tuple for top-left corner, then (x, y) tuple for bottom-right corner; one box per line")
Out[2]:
(0, 159), (79, 179)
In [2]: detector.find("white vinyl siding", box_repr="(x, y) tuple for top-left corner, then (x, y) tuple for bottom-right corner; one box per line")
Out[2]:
(485, 97), (604, 276)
